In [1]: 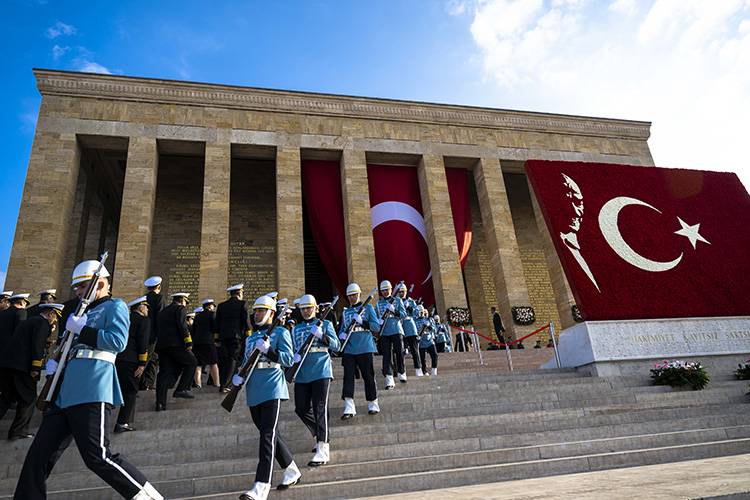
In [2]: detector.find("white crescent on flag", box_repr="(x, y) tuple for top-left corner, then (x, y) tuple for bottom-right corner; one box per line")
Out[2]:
(370, 201), (432, 285)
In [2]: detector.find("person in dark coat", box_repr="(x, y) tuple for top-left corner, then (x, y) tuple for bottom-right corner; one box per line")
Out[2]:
(114, 296), (150, 432)
(215, 284), (250, 391)
(0, 291), (12, 312)
(491, 307), (506, 344)
(192, 299), (219, 389)
(141, 276), (164, 390)
(0, 303), (62, 439)
(154, 292), (197, 410)
(0, 293), (29, 354)
(25, 289), (57, 318)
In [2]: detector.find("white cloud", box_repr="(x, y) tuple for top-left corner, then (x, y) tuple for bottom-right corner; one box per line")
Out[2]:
(52, 44), (69, 60)
(464, 0), (750, 189)
(46, 21), (76, 39)
(75, 60), (112, 74)
(447, 0), (470, 15)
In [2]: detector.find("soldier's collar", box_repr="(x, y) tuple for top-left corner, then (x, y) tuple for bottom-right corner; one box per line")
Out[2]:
(88, 295), (111, 310)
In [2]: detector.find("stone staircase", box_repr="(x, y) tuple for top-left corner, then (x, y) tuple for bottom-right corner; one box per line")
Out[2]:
(0, 350), (748, 499)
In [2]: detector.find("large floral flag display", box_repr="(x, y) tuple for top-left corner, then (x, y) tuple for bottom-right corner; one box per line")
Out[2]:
(525, 160), (750, 321)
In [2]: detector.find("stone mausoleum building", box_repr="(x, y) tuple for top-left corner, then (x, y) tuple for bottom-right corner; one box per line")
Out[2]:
(6, 69), (654, 342)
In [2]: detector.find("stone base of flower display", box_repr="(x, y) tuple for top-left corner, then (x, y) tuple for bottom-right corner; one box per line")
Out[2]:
(543, 316), (750, 380)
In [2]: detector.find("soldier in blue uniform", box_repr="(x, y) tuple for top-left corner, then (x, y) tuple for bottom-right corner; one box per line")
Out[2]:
(235, 294), (300, 500)
(375, 280), (408, 389)
(15, 260), (162, 500)
(290, 294), (339, 467)
(433, 314), (452, 353)
(338, 283), (380, 419)
(395, 283), (423, 377)
(416, 307), (439, 376)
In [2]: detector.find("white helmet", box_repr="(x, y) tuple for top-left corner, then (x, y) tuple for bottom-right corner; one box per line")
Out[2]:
(71, 260), (110, 286)
(395, 282), (407, 292)
(253, 295), (277, 311)
(298, 294), (317, 308)
(379, 280), (392, 291)
(345, 283), (361, 295)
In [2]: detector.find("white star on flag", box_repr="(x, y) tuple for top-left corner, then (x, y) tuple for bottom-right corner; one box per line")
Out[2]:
(674, 217), (710, 249)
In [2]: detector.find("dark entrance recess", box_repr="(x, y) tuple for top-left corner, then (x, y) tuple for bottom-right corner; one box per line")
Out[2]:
(301, 195), (335, 302)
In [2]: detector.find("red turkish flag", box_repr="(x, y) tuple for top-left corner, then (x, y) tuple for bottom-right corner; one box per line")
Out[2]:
(367, 164), (435, 306)
(526, 160), (750, 321)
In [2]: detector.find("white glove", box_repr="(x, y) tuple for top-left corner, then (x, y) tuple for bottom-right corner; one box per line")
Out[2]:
(45, 358), (58, 375)
(66, 314), (88, 335)
(293, 353), (302, 363)
(387, 304), (396, 313)
(231, 374), (244, 386)
(339, 332), (348, 341)
(311, 324), (323, 339)
(254, 338), (270, 354)
(354, 313), (364, 325)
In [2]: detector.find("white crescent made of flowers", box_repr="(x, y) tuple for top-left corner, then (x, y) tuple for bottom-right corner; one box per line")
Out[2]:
(371, 201), (432, 285)
(598, 197), (683, 273)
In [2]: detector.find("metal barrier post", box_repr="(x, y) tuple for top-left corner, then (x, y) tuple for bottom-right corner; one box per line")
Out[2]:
(472, 331), (485, 366)
(504, 342), (513, 372)
(549, 322), (562, 368)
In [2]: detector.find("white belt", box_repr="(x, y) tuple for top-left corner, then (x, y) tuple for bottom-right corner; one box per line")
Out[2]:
(308, 347), (329, 353)
(256, 362), (280, 369)
(73, 349), (117, 364)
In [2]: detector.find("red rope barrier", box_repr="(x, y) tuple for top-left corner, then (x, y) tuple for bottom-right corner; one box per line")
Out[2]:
(454, 322), (551, 347)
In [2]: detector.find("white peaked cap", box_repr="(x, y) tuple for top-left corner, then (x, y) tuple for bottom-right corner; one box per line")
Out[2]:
(346, 283), (361, 295)
(186, 312), (196, 318)
(298, 294), (317, 308)
(193, 306), (203, 313)
(39, 289), (57, 296)
(10, 293), (30, 301)
(171, 292), (190, 298)
(0, 291), (13, 298)
(39, 303), (64, 314)
(379, 280), (392, 290)
(127, 295), (149, 308)
(253, 295), (276, 311)
(293, 298), (301, 306)
(277, 298), (288, 307)
(202, 298), (215, 306)
(144, 276), (162, 287)
(72, 260), (110, 286)
(227, 283), (244, 292)
(266, 291), (279, 299)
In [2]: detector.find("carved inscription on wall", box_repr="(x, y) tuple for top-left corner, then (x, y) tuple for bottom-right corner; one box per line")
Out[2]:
(167, 245), (200, 298)
(518, 248), (562, 342)
(228, 241), (276, 299)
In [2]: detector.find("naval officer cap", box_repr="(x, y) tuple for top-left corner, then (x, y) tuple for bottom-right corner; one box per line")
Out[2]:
(10, 293), (31, 303)
(0, 291), (13, 299)
(193, 306), (204, 314)
(186, 312), (196, 319)
(266, 291), (279, 300)
(39, 303), (64, 316)
(201, 298), (215, 306)
(39, 289), (57, 297)
(71, 260), (110, 286)
(227, 283), (244, 293)
(144, 276), (162, 288)
(171, 292), (190, 300)
(127, 296), (149, 309)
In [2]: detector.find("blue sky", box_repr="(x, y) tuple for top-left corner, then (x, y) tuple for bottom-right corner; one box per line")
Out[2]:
(2, 0), (749, 289)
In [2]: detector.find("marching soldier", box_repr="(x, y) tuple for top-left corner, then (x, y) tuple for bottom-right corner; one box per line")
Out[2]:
(154, 292), (198, 410)
(0, 293), (29, 354)
(114, 296), (150, 432)
(193, 299), (220, 390)
(25, 289), (57, 318)
(416, 307), (439, 376)
(0, 291), (12, 311)
(434, 315), (452, 353)
(376, 280), (407, 389)
(141, 276), (164, 391)
(338, 283), (380, 419)
(234, 294), (300, 500)
(291, 294), (339, 467)
(0, 303), (62, 439)
(216, 284), (250, 392)
(396, 283), (422, 377)
(14, 259), (163, 500)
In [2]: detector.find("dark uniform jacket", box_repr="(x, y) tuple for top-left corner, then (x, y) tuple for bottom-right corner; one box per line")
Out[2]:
(0, 315), (49, 372)
(146, 291), (165, 344)
(493, 312), (505, 336)
(117, 311), (150, 366)
(0, 307), (28, 354)
(215, 297), (249, 341)
(193, 310), (216, 345)
(156, 303), (192, 350)
(26, 303), (43, 318)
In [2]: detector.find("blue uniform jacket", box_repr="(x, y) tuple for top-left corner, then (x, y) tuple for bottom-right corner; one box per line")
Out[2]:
(244, 325), (293, 407)
(417, 317), (437, 348)
(401, 297), (419, 337)
(376, 296), (406, 337)
(435, 322), (451, 345)
(339, 303), (379, 355)
(56, 297), (128, 409)
(291, 319), (339, 383)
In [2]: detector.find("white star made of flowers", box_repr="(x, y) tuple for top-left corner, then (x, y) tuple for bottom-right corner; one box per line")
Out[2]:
(674, 217), (710, 250)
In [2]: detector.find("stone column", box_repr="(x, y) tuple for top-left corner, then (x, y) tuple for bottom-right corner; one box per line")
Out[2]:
(340, 149), (377, 292)
(112, 137), (158, 300)
(6, 130), (81, 294)
(473, 157), (531, 341)
(417, 154), (469, 316)
(276, 147), (305, 299)
(527, 177), (577, 330)
(198, 134), (231, 301)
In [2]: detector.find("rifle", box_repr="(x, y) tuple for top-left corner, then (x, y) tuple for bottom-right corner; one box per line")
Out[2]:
(36, 251), (109, 411)
(337, 287), (378, 354)
(285, 296), (338, 383)
(221, 301), (291, 413)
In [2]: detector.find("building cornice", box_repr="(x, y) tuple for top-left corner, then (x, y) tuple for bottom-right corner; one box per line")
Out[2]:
(34, 69), (651, 140)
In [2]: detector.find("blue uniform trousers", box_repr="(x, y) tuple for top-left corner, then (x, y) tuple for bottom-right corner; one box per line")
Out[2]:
(294, 378), (331, 443)
(341, 353), (377, 402)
